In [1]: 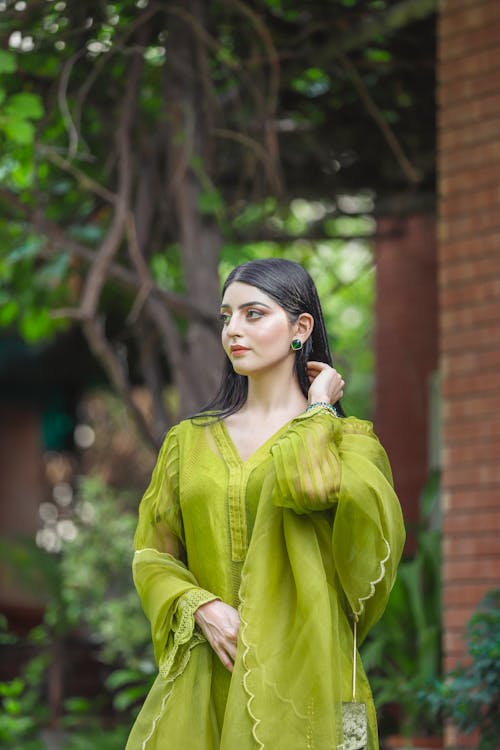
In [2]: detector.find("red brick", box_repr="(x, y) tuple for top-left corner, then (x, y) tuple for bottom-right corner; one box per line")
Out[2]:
(440, 114), (500, 152)
(439, 43), (500, 84)
(441, 369), (500, 395)
(440, 163), (500, 198)
(443, 629), (467, 656)
(442, 532), (500, 560)
(442, 509), (500, 534)
(440, 70), (500, 113)
(440, 214), (500, 242)
(441, 299), (500, 331)
(439, 21), (500, 63)
(444, 534), (500, 557)
(443, 605), (481, 630)
(439, 231), (500, 263)
(442, 414), (500, 442)
(442, 437), (500, 464)
(442, 487), (500, 512)
(441, 0), (495, 11)
(441, 348), (500, 376)
(440, 138), (500, 175)
(443, 582), (493, 607)
(445, 533), (500, 558)
(443, 556), (500, 583)
(441, 182), (500, 218)
(443, 462), (500, 487)
(440, 321), (500, 353)
(439, 255), (500, 286)
(439, 88), (500, 130)
(441, 1), (500, 40)
(440, 278), (500, 310)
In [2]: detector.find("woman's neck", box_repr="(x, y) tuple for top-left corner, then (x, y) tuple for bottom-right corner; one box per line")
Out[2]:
(243, 363), (307, 418)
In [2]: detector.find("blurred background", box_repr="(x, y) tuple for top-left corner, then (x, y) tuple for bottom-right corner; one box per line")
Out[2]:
(0, 1), (499, 748)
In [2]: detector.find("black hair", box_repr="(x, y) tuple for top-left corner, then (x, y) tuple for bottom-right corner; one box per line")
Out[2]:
(193, 258), (345, 421)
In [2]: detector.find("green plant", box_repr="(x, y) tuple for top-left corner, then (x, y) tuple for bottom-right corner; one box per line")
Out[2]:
(0, 619), (48, 750)
(422, 589), (500, 749)
(361, 470), (442, 737)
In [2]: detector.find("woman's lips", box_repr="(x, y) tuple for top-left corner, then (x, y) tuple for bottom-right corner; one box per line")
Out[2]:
(230, 346), (250, 356)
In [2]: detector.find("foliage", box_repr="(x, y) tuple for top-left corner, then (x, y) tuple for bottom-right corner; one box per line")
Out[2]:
(59, 475), (152, 669)
(362, 470), (442, 737)
(0, 473), (154, 741)
(0, 0), (436, 441)
(422, 589), (500, 749)
(0, 619), (47, 750)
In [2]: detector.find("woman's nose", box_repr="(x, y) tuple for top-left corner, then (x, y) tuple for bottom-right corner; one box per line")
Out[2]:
(225, 313), (241, 337)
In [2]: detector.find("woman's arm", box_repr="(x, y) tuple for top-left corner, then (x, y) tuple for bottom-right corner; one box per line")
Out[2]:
(270, 405), (405, 641)
(133, 427), (219, 677)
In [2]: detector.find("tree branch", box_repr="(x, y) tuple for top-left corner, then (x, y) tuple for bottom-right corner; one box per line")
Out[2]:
(330, 0), (437, 57)
(82, 316), (160, 449)
(37, 145), (117, 204)
(335, 52), (422, 186)
(0, 188), (216, 324)
(79, 43), (143, 320)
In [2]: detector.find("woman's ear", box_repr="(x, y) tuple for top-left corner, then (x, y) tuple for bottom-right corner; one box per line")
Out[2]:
(294, 313), (314, 343)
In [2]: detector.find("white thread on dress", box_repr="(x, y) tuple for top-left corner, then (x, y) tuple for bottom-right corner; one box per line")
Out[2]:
(141, 685), (174, 750)
(239, 603), (265, 749)
(353, 537), (391, 618)
(134, 547), (170, 556)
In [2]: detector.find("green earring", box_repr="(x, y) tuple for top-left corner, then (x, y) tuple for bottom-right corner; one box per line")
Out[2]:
(291, 339), (303, 351)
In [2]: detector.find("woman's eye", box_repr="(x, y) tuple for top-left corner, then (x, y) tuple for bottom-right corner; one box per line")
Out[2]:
(219, 313), (231, 325)
(247, 309), (262, 319)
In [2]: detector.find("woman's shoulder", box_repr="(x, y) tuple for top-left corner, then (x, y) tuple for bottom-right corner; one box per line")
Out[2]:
(168, 413), (219, 443)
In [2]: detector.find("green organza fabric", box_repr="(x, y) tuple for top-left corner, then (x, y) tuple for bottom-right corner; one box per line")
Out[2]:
(125, 405), (405, 750)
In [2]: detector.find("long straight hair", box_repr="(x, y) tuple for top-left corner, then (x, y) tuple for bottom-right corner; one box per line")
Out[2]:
(193, 258), (345, 421)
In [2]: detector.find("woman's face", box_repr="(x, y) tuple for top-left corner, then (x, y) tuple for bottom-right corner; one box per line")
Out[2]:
(220, 281), (295, 376)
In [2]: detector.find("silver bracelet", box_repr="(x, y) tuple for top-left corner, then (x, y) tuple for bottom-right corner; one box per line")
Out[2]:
(306, 401), (340, 417)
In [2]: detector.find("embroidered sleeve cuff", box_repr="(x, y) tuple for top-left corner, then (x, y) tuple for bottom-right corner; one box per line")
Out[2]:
(173, 588), (220, 646)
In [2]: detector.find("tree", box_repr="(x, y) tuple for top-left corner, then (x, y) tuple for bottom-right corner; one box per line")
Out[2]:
(0, 0), (436, 447)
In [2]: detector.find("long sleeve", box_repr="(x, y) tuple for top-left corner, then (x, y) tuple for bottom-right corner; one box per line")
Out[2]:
(270, 405), (405, 642)
(133, 426), (218, 680)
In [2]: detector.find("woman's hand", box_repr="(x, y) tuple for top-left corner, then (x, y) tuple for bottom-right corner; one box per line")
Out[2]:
(307, 361), (345, 405)
(194, 599), (240, 672)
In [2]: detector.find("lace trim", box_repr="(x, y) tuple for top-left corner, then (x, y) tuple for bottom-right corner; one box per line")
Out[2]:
(239, 577), (265, 750)
(142, 635), (205, 749)
(353, 537), (391, 619)
(141, 685), (174, 750)
(158, 589), (218, 679)
(173, 589), (219, 646)
(142, 588), (212, 747)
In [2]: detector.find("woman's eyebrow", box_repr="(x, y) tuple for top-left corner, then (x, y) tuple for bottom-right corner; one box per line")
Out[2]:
(220, 301), (272, 310)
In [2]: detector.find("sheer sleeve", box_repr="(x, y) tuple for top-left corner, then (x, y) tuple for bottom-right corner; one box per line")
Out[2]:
(133, 426), (218, 680)
(270, 404), (405, 642)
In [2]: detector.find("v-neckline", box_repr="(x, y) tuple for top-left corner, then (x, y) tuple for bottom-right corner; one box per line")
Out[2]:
(215, 416), (295, 467)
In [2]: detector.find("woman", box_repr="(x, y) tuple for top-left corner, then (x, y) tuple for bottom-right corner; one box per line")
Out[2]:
(126, 258), (405, 750)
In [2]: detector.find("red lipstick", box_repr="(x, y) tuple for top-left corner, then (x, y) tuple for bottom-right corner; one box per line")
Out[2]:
(230, 345), (250, 356)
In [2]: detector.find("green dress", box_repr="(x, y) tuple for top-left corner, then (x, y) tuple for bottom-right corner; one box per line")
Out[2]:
(125, 404), (405, 750)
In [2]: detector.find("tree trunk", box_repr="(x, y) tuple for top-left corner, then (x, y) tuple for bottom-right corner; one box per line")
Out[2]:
(164, 0), (224, 415)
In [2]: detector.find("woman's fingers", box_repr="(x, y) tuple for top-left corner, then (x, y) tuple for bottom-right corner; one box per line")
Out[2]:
(194, 600), (240, 672)
(306, 362), (345, 403)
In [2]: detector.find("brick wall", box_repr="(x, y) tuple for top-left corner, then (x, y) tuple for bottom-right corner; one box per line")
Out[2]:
(438, 0), (500, 745)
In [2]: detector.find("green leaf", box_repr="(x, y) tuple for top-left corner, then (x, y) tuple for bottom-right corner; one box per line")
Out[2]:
(7, 237), (42, 263)
(0, 50), (16, 74)
(198, 189), (224, 215)
(5, 93), (43, 121)
(19, 308), (53, 342)
(0, 300), (19, 325)
(113, 684), (149, 711)
(3, 119), (35, 145)
(105, 668), (144, 690)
